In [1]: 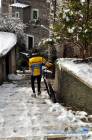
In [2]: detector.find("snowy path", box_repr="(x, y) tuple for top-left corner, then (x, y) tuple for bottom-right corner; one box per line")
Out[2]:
(0, 78), (92, 140)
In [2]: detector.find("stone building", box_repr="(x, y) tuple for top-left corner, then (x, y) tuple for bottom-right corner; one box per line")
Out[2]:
(1, 0), (50, 49)
(0, 32), (17, 84)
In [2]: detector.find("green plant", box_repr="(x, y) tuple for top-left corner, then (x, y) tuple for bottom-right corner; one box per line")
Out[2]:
(54, 0), (92, 59)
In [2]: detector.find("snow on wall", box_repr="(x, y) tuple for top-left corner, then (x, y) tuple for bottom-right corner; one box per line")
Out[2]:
(10, 2), (30, 8)
(0, 32), (17, 57)
(57, 58), (92, 89)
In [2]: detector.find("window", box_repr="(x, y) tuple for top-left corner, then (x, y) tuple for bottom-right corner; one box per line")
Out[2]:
(15, 12), (20, 18)
(32, 9), (39, 21)
(14, 0), (17, 3)
(9, 6), (12, 16)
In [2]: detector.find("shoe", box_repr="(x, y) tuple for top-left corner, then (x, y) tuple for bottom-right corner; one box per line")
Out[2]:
(31, 93), (36, 98)
(38, 91), (41, 96)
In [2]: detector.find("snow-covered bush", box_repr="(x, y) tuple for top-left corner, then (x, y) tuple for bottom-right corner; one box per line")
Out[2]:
(0, 14), (27, 70)
(0, 14), (26, 37)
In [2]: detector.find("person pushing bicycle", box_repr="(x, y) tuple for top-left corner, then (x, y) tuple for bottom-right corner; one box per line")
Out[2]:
(29, 48), (53, 97)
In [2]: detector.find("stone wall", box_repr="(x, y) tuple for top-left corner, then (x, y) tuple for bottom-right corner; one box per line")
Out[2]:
(26, 25), (49, 46)
(55, 64), (92, 114)
(47, 137), (65, 140)
(0, 47), (16, 84)
(0, 57), (6, 83)
(1, 0), (50, 46)
(10, 48), (16, 74)
(0, 58), (3, 84)
(25, 0), (50, 45)
(18, 0), (50, 26)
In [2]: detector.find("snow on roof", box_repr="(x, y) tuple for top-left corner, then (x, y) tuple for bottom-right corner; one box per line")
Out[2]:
(57, 58), (92, 89)
(10, 2), (30, 8)
(0, 32), (17, 57)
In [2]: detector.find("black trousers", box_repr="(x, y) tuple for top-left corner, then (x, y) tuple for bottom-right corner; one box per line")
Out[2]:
(31, 75), (41, 93)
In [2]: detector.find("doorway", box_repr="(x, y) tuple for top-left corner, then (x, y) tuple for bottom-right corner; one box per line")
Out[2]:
(28, 35), (34, 50)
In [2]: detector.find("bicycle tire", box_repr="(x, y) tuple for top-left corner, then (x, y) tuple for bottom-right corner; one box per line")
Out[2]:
(43, 77), (57, 103)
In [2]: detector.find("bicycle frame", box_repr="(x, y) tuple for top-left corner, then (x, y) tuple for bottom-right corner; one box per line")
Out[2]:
(42, 68), (57, 103)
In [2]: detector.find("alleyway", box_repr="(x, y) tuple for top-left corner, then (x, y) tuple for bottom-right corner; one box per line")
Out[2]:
(0, 74), (92, 140)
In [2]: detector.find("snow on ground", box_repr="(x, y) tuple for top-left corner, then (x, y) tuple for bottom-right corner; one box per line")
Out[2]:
(8, 73), (25, 80)
(0, 74), (92, 139)
(57, 58), (92, 88)
(0, 32), (17, 57)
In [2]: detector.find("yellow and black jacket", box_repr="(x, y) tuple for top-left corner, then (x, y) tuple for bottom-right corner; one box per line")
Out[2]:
(29, 56), (46, 76)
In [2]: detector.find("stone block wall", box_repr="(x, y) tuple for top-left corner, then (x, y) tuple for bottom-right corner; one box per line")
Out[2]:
(47, 138), (65, 140)
(26, 25), (49, 46)
(10, 48), (16, 74)
(55, 65), (92, 114)
(0, 48), (16, 84)
(0, 59), (3, 84)
(17, 0), (50, 26)
(1, 0), (50, 46)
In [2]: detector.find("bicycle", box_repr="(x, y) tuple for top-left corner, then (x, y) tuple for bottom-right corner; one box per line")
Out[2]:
(42, 67), (57, 103)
